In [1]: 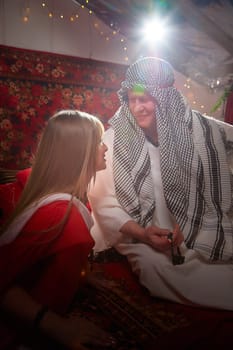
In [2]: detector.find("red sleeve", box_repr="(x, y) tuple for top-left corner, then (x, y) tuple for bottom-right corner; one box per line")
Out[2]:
(0, 182), (23, 224)
(16, 168), (31, 187)
(0, 201), (94, 314)
(0, 168), (31, 225)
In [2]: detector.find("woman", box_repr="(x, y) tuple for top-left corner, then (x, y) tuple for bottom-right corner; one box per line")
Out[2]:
(89, 57), (233, 311)
(0, 110), (115, 349)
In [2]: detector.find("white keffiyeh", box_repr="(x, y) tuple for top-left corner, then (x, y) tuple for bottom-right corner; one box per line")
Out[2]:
(110, 57), (233, 261)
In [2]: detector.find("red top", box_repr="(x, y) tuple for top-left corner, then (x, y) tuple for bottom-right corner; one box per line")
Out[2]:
(0, 169), (95, 348)
(0, 168), (32, 224)
(0, 201), (94, 314)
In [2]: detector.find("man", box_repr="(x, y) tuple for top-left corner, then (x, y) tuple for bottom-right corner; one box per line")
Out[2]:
(89, 57), (233, 310)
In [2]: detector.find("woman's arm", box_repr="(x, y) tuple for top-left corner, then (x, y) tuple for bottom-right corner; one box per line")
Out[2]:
(1, 285), (115, 350)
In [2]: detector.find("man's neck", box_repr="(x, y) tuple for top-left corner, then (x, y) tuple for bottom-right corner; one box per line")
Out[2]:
(144, 126), (159, 147)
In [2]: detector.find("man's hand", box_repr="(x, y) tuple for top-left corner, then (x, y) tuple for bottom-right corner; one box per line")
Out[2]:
(144, 225), (171, 251)
(144, 223), (184, 252)
(172, 223), (184, 246)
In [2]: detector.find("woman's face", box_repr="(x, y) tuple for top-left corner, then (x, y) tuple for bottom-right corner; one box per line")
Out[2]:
(128, 90), (156, 131)
(95, 139), (108, 171)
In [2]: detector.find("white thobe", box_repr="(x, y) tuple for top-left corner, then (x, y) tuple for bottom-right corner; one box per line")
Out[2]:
(88, 127), (233, 311)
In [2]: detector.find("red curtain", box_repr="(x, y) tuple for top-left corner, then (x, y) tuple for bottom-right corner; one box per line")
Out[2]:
(0, 45), (127, 169)
(224, 90), (233, 124)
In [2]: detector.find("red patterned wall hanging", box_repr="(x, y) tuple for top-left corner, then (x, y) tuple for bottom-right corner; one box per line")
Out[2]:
(0, 45), (127, 169)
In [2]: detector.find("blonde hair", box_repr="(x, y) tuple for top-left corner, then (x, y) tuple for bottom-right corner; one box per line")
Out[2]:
(1, 110), (104, 236)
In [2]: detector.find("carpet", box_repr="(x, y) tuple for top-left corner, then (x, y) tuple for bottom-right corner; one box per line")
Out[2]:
(67, 257), (233, 350)
(5, 252), (232, 350)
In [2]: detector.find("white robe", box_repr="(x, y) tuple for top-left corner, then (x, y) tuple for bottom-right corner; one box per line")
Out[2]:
(88, 126), (233, 311)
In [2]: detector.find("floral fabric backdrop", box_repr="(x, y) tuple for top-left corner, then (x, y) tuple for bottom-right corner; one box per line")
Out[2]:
(0, 45), (126, 169)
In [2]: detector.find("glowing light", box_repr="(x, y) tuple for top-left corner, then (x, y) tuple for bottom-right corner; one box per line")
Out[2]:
(142, 18), (167, 42)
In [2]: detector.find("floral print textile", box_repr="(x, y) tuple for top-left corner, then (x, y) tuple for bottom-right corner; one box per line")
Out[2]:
(0, 45), (126, 169)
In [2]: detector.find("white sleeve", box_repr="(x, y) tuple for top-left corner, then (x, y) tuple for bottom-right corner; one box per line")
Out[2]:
(205, 116), (233, 175)
(214, 118), (233, 142)
(88, 128), (132, 251)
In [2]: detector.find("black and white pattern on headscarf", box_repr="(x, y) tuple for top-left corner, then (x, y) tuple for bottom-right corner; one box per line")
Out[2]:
(110, 57), (233, 261)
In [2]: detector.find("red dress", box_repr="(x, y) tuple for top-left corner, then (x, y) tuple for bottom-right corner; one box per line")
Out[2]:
(0, 201), (94, 313)
(0, 169), (94, 347)
(0, 168), (31, 225)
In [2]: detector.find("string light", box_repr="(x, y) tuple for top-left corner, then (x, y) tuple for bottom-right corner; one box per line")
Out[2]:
(23, 16), (29, 22)
(183, 78), (207, 113)
(91, 17), (129, 62)
(22, 3), (30, 23)
(22, 2), (129, 63)
(41, 2), (79, 22)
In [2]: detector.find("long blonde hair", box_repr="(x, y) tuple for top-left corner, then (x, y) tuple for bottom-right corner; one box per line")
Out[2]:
(1, 110), (104, 236)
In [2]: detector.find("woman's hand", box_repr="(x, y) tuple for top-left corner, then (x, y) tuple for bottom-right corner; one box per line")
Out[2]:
(1, 286), (117, 350)
(41, 313), (117, 350)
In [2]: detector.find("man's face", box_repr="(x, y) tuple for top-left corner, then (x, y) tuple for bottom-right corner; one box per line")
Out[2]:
(127, 90), (156, 131)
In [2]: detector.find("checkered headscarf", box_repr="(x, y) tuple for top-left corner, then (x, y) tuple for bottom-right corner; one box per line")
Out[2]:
(109, 57), (233, 261)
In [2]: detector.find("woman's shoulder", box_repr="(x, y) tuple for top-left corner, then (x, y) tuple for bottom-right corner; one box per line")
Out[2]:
(29, 199), (87, 227)
(21, 199), (93, 248)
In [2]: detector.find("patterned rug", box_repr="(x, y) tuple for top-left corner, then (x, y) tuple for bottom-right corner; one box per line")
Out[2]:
(67, 258), (233, 350)
(69, 270), (189, 350)
(6, 249), (232, 350)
